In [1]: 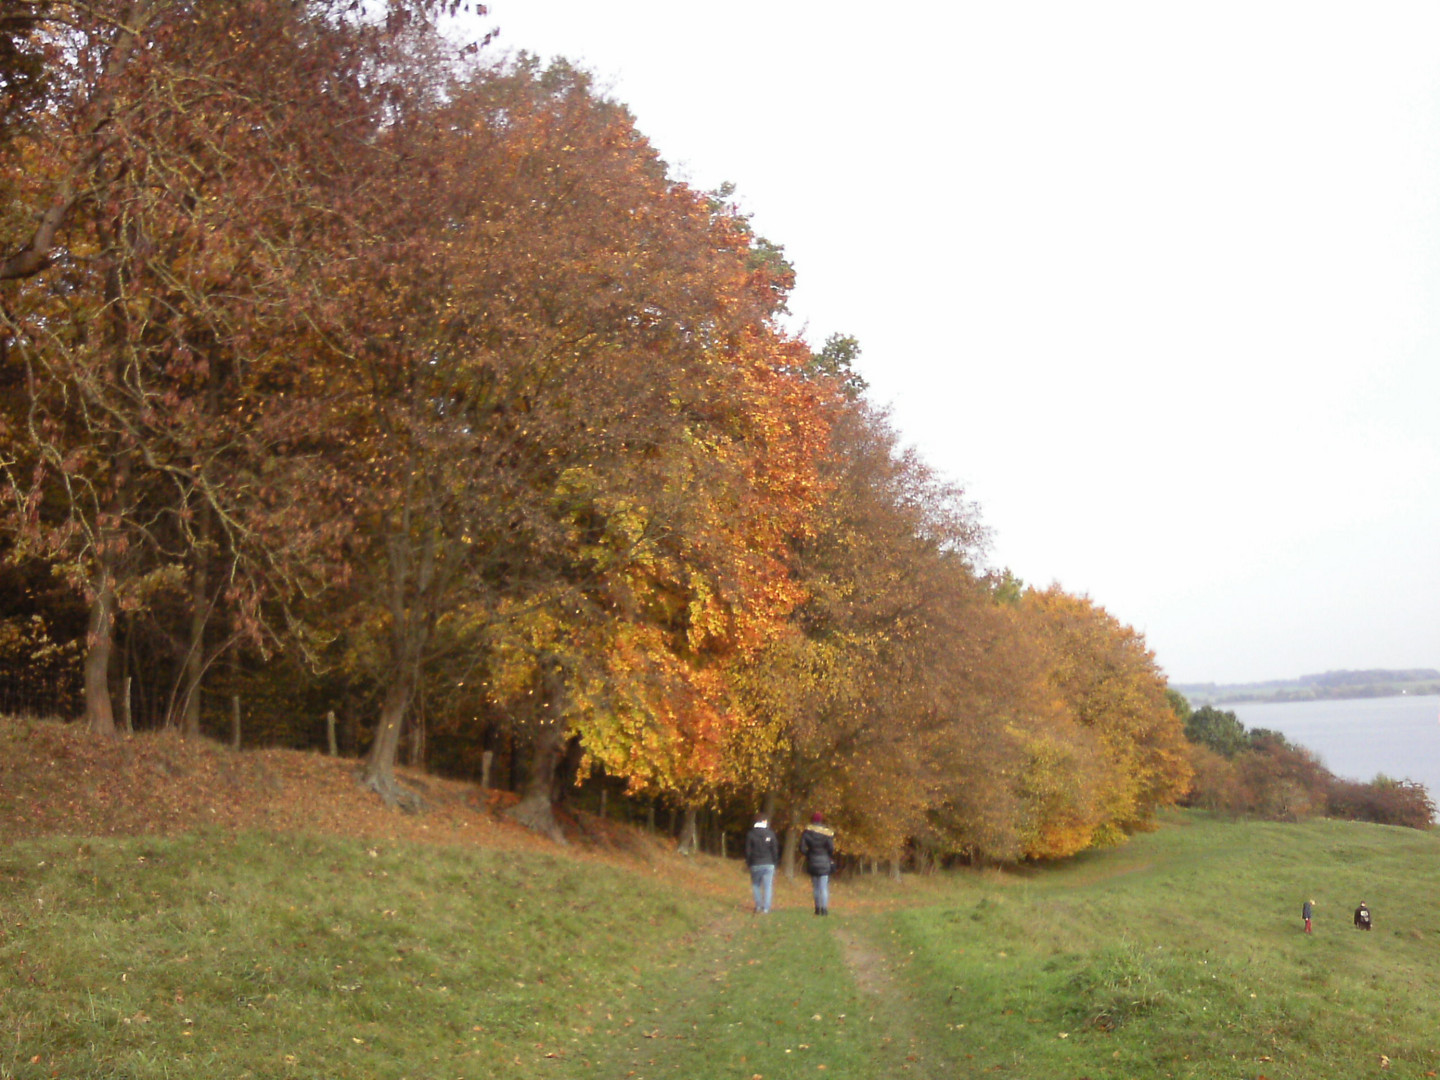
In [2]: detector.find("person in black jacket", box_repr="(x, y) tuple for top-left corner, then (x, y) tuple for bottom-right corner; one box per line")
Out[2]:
(799, 812), (835, 915)
(1354, 902), (1372, 930)
(744, 818), (780, 914)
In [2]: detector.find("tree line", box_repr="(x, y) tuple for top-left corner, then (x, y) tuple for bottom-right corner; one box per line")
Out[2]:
(0, 0), (1200, 865)
(1180, 703), (1435, 829)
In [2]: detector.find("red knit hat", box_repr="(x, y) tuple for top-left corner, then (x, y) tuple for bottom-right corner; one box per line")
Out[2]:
(811, 812), (823, 824)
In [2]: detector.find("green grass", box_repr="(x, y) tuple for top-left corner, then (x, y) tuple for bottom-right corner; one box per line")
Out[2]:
(0, 830), (719, 1079)
(880, 812), (1440, 1078)
(576, 913), (903, 1079)
(5, 813), (1440, 1078)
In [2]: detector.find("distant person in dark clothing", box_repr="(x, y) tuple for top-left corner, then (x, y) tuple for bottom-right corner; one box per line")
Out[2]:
(800, 812), (836, 916)
(1354, 902), (1372, 930)
(744, 817), (779, 914)
(1302, 898), (1314, 934)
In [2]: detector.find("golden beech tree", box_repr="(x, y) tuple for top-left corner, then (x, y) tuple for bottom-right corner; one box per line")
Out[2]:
(918, 596), (1068, 864)
(313, 56), (830, 818)
(1019, 585), (1194, 844)
(732, 402), (1008, 870)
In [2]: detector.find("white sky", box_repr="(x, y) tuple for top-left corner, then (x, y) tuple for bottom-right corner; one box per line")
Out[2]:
(467, 1), (1440, 685)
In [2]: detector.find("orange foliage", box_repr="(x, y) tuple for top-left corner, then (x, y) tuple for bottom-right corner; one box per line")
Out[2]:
(1019, 587), (1193, 847)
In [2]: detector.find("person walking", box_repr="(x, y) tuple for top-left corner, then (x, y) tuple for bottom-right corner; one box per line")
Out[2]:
(800, 812), (836, 916)
(744, 817), (780, 914)
(1354, 901), (1372, 930)
(1302, 898), (1314, 934)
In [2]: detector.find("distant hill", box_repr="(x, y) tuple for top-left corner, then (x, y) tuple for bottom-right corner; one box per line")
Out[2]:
(1174, 668), (1440, 706)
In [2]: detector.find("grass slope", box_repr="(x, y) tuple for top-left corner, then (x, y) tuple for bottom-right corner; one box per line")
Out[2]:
(2, 830), (723, 1079)
(882, 813), (1440, 1078)
(5, 718), (1440, 1079)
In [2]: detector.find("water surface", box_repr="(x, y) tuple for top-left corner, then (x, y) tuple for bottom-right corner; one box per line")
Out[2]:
(1226, 693), (1440, 799)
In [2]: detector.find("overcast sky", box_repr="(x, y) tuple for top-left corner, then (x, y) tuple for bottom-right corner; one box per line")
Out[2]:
(468, 1), (1440, 686)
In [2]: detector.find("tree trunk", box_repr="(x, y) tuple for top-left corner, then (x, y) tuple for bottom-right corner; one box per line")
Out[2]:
(781, 812), (801, 880)
(480, 749), (494, 790)
(406, 688), (425, 769)
(180, 506), (211, 739)
(359, 665), (422, 811)
(228, 640), (242, 749)
(553, 734), (583, 804)
(762, 789), (777, 822)
(646, 802), (656, 833)
(326, 710), (338, 756)
(505, 723), (567, 843)
(508, 728), (523, 791)
(83, 565), (117, 737)
(677, 806), (699, 855)
(120, 675), (133, 735)
(890, 847), (903, 882)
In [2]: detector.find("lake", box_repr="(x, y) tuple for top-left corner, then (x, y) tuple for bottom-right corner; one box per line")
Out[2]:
(1226, 694), (1440, 800)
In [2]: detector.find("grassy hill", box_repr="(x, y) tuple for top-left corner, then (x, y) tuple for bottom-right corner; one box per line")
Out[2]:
(4, 718), (1440, 1079)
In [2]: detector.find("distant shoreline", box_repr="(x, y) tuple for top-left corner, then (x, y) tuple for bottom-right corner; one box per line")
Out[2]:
(1174, 669), (1440, 708)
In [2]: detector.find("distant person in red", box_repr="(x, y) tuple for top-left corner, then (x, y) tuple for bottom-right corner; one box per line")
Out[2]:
(1302, 898), (1314, 933)
(1354, 902), (1372, 930)
(799, 812), (835, 916)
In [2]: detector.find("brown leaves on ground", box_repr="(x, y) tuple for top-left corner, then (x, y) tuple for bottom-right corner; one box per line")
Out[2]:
(0, 717), (729, 894)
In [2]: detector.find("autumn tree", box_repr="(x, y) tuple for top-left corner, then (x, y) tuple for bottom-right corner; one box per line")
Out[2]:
(1018, 586), (1193, 846)
(0, 3), (50, 148)
(731, 399), (1008, 871)
(300, 55), (825, 821)
(0, 1), (473, 736)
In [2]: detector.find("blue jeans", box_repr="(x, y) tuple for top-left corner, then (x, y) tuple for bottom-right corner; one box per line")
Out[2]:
(749, 864), (775, 912)
(811, 873), (830, 911)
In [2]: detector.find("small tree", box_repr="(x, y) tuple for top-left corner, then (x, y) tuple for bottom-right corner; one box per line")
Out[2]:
(1184, 705), (1250, 758)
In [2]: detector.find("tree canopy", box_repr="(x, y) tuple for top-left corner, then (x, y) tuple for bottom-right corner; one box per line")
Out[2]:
(0, 0), (1199, 863)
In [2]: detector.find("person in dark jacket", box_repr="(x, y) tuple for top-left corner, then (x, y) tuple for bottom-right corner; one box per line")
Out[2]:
(1354, 902), (1372, 930)
(744, 818), (780, 914)
(1302, 898), (1314, 934)
(799, 812), (835, 915)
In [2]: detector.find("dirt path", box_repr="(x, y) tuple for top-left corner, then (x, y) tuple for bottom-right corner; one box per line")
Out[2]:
(831, 917), (956, 1079)
(575, 905), (965, 1079)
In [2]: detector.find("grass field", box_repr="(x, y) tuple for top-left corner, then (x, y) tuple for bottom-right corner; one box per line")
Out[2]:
(5, 724), (1440, 1080)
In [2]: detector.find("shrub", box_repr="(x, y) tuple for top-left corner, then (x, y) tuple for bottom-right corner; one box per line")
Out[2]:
(1327, 775), (1435, 829)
